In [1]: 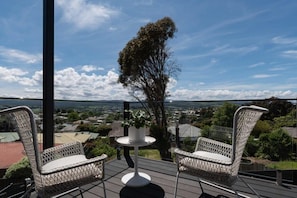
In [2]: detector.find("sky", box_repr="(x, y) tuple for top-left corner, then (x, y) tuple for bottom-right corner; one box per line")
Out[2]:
(0, 0), (297, 101)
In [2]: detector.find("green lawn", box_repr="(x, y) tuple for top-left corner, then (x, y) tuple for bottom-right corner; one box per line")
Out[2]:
(266, 161), (297, 170)
(130, 149), (161, 160)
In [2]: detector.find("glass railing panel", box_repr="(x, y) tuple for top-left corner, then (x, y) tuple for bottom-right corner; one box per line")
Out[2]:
(0, 98), (296, 185)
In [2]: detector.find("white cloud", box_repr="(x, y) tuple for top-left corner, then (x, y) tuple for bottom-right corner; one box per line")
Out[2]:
(133, 0), (153, 6)
(0, 46), (42, 64)
(52, 67), (129, 100)
(108, 26), (117, 31)
(269, 67), (286, 71)
(272, 36), (297, 45)
(252, 74), (278, 78)
(0, 66), (38, 86)
(212, 45), (258, 55)
(169, 89), (296, 101)
(81, 65), (97, 72)
(18, 77), (38, 86)
(56, 0), (119, 31)
(0, 66), (27, 77)
(282, 50), (297, 59)
(248, 62), (265, 68)
(1, 66), (296, 101)
(182, 45), (258, 60)
(32, 70), (43, 82)
(24, 88), (42, 94)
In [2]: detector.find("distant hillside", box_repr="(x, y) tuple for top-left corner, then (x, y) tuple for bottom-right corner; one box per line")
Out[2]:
(0, 98), (124, 112)
(0, 98), (249, 112)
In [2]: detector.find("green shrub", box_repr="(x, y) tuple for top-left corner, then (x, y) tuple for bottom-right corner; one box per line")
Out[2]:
(245, 135), (260, 157)
(256, 128), (292, 161)
(87, 137), (116, 158)
(182, 137), (196, 152)
(4, 157), (32, 179)
(266, 161), (297, 170)
(252, 120), (271, 138)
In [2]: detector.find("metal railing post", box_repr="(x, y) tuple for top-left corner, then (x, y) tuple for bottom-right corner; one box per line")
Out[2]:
(123, 101), (134, 168)
(43, 0), (54, 149)
(175, 119), (180, 148)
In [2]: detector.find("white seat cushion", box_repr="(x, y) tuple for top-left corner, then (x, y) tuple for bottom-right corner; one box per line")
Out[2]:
(42, 155), (87, 172)
(193, 151), (231, 164)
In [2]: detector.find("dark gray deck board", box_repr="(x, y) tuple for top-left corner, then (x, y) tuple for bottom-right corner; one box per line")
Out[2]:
(30, 157), (297, 198)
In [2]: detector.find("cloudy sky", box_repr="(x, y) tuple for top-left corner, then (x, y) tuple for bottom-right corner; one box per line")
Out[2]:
(0, 0), (297, 101)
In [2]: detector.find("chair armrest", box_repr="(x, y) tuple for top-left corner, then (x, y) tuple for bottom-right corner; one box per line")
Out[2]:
(41, 154), (107, 175)
(174, 149), (230, 165)
(175, 148), (203, 161)
(41, 142), (84, 165)
(174, 148), (231, 165)
(195, 137), (232, 158)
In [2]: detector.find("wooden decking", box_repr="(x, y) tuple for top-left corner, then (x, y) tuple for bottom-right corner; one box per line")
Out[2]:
(30, 157), (297, 198)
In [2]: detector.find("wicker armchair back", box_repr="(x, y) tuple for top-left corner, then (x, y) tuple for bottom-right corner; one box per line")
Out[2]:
(0, 106), (107, 198)
(231, 105), (268, 175)
(174, 105), (268, 197)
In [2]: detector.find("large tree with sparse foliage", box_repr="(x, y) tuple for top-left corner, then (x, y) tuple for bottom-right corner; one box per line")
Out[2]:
(118, 17), (180, 159)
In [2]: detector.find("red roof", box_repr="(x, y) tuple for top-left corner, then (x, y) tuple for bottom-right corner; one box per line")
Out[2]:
(0, 142), (60, 169)
(0, 142), (26, 169)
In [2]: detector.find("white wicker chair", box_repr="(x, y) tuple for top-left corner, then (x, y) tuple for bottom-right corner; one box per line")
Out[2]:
(0, 106), (107, 198)
(174, 105), (268, 198)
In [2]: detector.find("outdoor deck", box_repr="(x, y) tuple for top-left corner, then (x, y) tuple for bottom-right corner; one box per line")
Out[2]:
(29, 157), (297, 198)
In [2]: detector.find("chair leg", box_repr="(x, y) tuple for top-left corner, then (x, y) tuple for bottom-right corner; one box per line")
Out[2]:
(174, 172), (206, 198)
(79, 187), (84, 198)
(174, 171), (180, 198)
(238, 176), (261, 198)
(231, 186), (240, 198)
(198, 179), (204, 194)
(102, 180), (107, 198)
(52, 187), (81, 198)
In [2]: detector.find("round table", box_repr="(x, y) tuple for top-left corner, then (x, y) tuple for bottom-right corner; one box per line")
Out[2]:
(116, 136), (156, 187)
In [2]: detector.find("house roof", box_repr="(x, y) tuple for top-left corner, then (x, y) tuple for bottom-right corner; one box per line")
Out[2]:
(168, 124), (201, 138)
(108, 121), (150, 138)
(0, 132), (20, 142)
(0, 142), (25, 169)
(282, 127), (297, 139)
(0, 132), (97, 170)
(59, 123), (79, 132)
(37, 132), (93, 144)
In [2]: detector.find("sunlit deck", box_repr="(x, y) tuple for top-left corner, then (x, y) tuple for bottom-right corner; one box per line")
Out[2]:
(27, 157), (297, 198)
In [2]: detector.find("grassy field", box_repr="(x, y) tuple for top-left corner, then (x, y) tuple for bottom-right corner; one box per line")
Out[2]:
(266, 161), (297, 170)
(129, 149), (161, 160)
(128, 150), (297, 170)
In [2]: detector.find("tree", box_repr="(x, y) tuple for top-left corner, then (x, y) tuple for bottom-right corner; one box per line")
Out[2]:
(4, 157), (32, 179)
(85, 137), (116, 159)
(118, 17), (180, 159)
(182, 136), (196, 152)
(252, 97), (294, 120)
(67, 111), (80, 122)
(212, 102), (238, 127)
(251, 120), (271, 138)
(256, 128), (292, 161)
(95, 124), (112, 136)
(273, 108), (297, 128)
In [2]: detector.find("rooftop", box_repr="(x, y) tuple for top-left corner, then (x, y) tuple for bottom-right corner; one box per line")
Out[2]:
(0, 142), (25, 169)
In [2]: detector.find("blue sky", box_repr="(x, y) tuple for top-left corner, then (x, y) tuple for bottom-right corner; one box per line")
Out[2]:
(0, 0), (297, 101)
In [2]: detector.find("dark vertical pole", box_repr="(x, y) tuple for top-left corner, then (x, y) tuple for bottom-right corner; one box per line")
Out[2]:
(43, 0), (54, 149)
(123, 102), (129, 137)
(123, 101), (134, 168)
(175, 120), (180, 148)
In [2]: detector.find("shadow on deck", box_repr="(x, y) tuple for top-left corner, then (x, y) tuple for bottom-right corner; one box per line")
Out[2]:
(29, 157), (297, 198)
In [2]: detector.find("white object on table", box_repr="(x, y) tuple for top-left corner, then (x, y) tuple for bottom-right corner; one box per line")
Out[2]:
(116, 136), (156, 187)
